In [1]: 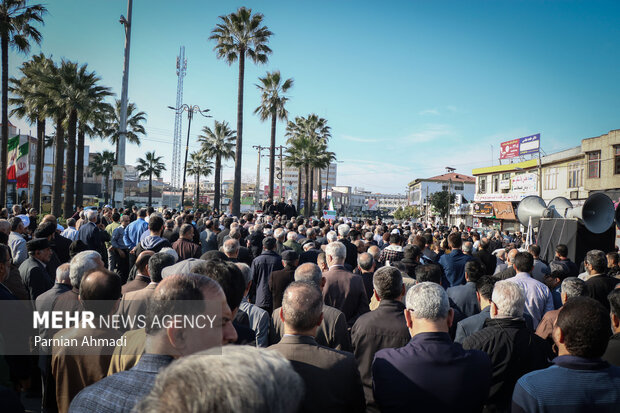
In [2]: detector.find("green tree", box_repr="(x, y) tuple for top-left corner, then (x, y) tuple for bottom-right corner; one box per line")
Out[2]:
(254, 70), (293, 199)
(186, 151), (213, 211)
(198, 120), (235, 214)
(210, 6), (272, 216)
(89, 150), (115, 204)
(393, 205), (420, 220)
(8, 52), (51, 211)
(285, 133), (326, 217)
(136, 151), (166, 207)
(0, 0), (46, 207)
(429, 190), (455, 222)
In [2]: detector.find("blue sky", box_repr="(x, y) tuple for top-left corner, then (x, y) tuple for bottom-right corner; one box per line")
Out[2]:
(8, 0), (620, 194)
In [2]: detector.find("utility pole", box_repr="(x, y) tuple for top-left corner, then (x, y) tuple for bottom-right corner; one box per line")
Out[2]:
(168, 105), (211, 209)
(253, 145), (267, 208)
(172, 47), (187, 190)
(445, 166), (455, 228)
(277, 145), (285, 200)
(116, 0), (133, 208)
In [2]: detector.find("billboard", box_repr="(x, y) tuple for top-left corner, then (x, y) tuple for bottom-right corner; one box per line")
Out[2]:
(500, 133), (540, 159)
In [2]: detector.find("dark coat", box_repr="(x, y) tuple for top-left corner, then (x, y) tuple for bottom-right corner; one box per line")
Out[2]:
(474, 249), (497, 276)
(52, 234), (73, 264)
(494, 266), (516, 280)
(439, 249), (474, 287)
(299, 248), (321, 265)
(585, 274), (620, 311)
(171, 238), (201, 261)
(447, 281), (480, 318)
(19, 257), (53, 301)
(340, 238), (359, 270)
(121, 275), (150, 295)
(284, 203), (297, 218)
(462, 318), (552, 412)
(269, 265), (295, 311)
(270, 335), (365, 413)
(351, 299), (410, 412)
(373, 332), (492, 413)
(603, 333), (620, 366)
(250, 250), (283, 310)
(323, 265), (369, 326)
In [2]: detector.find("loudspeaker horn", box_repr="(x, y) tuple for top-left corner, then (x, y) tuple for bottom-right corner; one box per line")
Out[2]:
(615, 202), (620, 230)
(566, 192), (615, 234)
(516, 196), (548, 227)
(547, 197), (573, 218)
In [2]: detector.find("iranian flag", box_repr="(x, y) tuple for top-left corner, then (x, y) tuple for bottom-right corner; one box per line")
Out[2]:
(7, 136), (29, 188)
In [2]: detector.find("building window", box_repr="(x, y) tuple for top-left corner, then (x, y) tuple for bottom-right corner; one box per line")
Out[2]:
(478, 177), (486, 194)
(492, 174), (500, 192)
(544, 167), (558, 190)
(453, 183), (464, 190)
(502, 173), (511, 180)
(615, 145), (620, 175)
(568, 162), (583, 188)
(587, 151), (601, 179)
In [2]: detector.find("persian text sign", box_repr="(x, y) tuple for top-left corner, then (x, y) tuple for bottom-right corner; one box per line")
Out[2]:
(500, 139), (520, 159)
(518, 134), (540, 155)
(473, 202), (494, 217)
(511, 173), (537, 193)
(493, 201), (516, 220)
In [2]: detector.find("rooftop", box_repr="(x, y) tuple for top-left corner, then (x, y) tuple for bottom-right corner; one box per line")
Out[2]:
(409, 172), (475, 186)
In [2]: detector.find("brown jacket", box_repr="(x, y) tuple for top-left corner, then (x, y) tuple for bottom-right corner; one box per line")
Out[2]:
(323, 265), (369, 326)
(121, 275), (150, 295)
(269, 265), (296, 311)
(172, 238), (201, 261)
(116, 283), (157, 326)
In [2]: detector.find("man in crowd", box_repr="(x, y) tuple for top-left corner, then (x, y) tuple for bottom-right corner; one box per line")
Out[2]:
(536, 277), (586, 345)
(474, 239), (496, 275)
(250, 237), (283, 314)
(70, 273), (238, 413)
(552, 244), (579, 278)
(584, 249), (619, 310)
(455, 276), (495, 344)
(61, 218), (79, 241)
(378, 233), (404, 266)
(54, 251), (104, 313)
(529, 244), (550, 282)
(77, 209), (106, 253)
(124, 208), (148, 267)
(172, 224), (201, 260)
(134, 216), (171, 256)
(357, 252), (376, 301)
(507, 251), (554, 329)
(604, 288), (620, 365)
(323, 241), (369, 326)
(122, 251), (154, 295)
(337, 224), (359, 269)
(494, 248), (518, 280)
(269, 250), (299, 311)
(447, 260), (482, 317)
(110, 214), (130, 282)
(8, 216), (27, 266)
(351, 266), (410, 412)
(199, 219), (219, 254)
(372, 282), (492, 412)
(512, 297), (620, 411)
(19, 238), (53, 301)
(463, 280), (551, 411)
(270, 281), (365, 412)
(439, 232), (473, 286)
(236, 262), (271, 347)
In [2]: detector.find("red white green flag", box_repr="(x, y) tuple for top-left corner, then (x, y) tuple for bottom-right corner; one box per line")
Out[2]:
(7, 135), (29, 188)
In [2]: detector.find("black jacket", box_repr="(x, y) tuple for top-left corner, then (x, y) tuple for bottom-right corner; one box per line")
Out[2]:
(462, 318), (551, 412)
(339, 238), (358, 270)
(351, 299), (410, 412)
(474, 249), (497, 276)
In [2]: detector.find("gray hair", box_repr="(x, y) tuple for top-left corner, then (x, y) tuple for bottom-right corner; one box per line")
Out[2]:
(373, 266), (403, 300)
(586, 249), (607, 274)
(134, 345), (304, 413)
(406, 282), (449, 321)
(55, 263), (71, 284)
(326, 231), (338, 243)
(236, 263), (252, 286)
(159, 247), (179, 263)
(223, 239), (240, 255)
(263, 228), (274, 237)
(306, 228), (316, 237)
(286, 231), (298, 241)
(180, 223), (193, 237)
(294, 263), (323, 287)
(69, 250), (102, 289)
(86, 209), (98, 222)
(492, 280), (525, 318)
(357, 252), (374, 272)
(462, 241), (473, 254)
(274, 228), (285, 241)
(325, 241), (346, 262)
(0, 220), (9, 235)
(561, 277), (586, 300)
(338, 224), (350, 237)
(282, 281), (323, 332)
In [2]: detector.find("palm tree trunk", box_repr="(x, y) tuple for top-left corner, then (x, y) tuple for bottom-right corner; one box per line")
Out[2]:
(309, 167), (314, 216)
(296, 167), (302, 213)
(268, 113), (276, 199)
(1, 32), (9, 208)
(33, 117), (45, 212)
(304, 164), (311, 217)
(51, 117), (65, 218)
(64, 109), (77, 218)
(194, 175), (199, 211)
(317, 168), (323, 213)
(214, 155), (221, 214)
(75, 126), (85, 207)
(111, 140), (119, 206)
(232, 51), (245, 217)
(104, 173), (109, 204)
(148, 171), (153, 207)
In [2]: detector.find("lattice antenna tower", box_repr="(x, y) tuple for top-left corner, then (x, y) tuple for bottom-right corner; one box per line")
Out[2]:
(171, 46), (187, 189)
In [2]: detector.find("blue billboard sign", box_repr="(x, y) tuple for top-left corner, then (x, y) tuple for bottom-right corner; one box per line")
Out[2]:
(518, 134), (540, 156)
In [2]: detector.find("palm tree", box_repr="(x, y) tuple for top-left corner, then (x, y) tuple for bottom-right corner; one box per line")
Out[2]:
(103, 99), (146, 205)
(198, 120), (235, 214)
(254, 70), (293, 200)
(0, 0), (46, 207)
(8, 52), (51, 211)
(76, 100), (113, 207)
(285, 133), (325, 217)
(89, 150), (114, 204)
(210, 6), (272, 216)
(186, 151), (213, 211)
(316, 150), (337, 213)
(136, 151), (166, 207)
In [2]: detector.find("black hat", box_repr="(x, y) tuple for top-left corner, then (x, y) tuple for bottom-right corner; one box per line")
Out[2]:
(281, 250), (299, 262)
(34, 221), (56, 238)
(262, 237), (276, 250)
(27, 238), (50, 252)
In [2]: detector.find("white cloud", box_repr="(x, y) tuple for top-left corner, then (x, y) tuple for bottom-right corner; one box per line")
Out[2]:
(340, 134), (380, 143)
(403, 123), (455, 144)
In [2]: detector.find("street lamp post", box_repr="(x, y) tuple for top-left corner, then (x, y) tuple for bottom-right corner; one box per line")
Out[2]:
(116, 0), (133, 207)
(168, 105), (211, 209)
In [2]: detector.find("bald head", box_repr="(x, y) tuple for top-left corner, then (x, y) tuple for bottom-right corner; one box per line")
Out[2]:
(294, 263), (323, 287)
(358, 252), (374, 272)
(367, 245), (381, 262)
(42, 215), (57, 225)
(55, 263), (71, 284)
(136, 250), (155, 275)
(507, 248), (518, 264)
(281, 282), (323, 334)
(79, 269), (122, 316)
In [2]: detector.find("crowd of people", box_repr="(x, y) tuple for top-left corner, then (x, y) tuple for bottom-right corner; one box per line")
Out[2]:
(0, 201), (619, 413)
